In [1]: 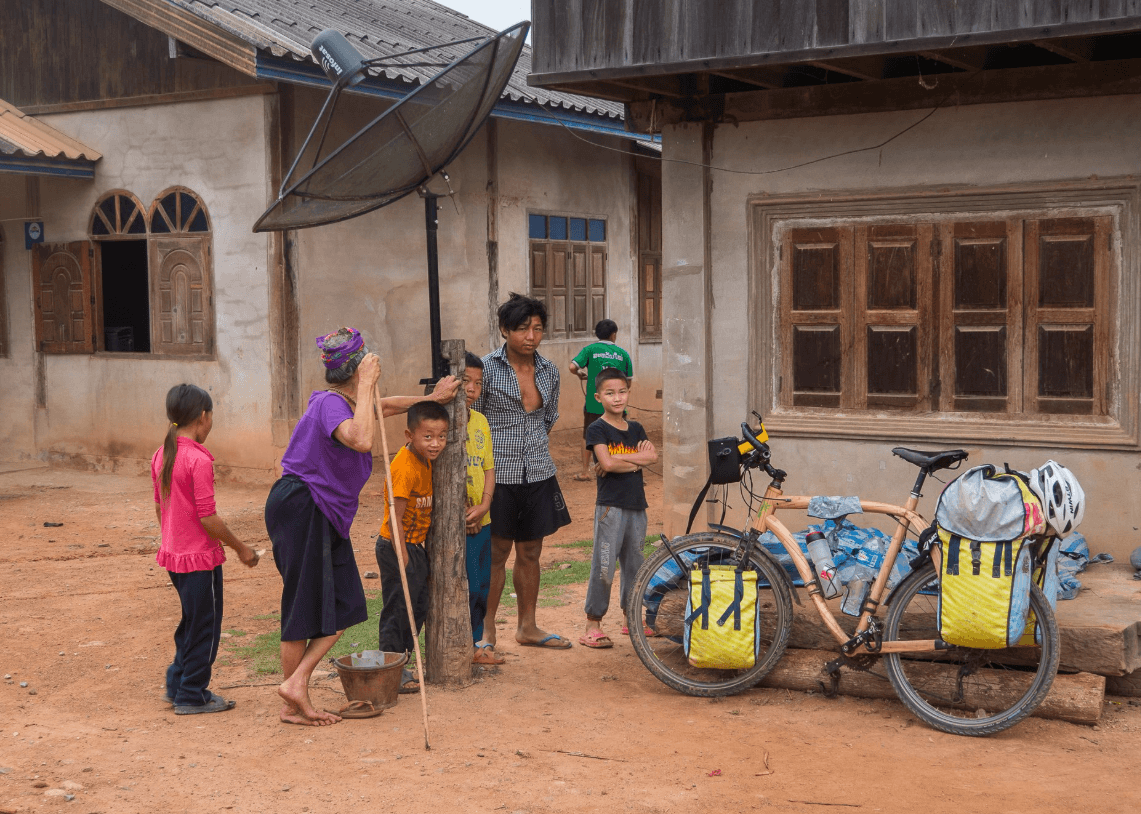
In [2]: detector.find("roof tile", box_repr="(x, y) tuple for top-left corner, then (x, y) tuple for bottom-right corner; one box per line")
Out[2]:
(0, 99), (103, 161)
(176, 0), (623, 119)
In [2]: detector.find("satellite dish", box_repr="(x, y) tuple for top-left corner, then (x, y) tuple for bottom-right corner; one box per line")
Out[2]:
(253, 23), (529, 233)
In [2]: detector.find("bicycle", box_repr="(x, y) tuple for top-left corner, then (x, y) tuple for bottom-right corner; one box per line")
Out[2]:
(625, 413), (1060, 736)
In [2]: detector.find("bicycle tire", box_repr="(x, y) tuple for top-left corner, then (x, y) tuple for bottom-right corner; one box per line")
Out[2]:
(626, 532), (793, 697)
(882, 562), (1060, 736)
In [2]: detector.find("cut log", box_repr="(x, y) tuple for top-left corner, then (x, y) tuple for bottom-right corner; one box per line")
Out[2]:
(755, 647), (1105, 725)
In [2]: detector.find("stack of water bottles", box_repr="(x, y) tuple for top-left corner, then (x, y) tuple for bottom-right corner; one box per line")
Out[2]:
(758, 516), (911, 616)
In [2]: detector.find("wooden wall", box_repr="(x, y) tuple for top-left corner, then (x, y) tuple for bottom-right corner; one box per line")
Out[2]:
(532, 0), (1141, 77)
(2, 0), (259, 109)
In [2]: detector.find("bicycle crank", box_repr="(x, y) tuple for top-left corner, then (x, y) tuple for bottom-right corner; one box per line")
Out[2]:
(820, 652), (883, 698)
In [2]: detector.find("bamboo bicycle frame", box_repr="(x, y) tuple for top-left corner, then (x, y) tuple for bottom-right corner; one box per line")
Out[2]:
(746, 481), (941, 655)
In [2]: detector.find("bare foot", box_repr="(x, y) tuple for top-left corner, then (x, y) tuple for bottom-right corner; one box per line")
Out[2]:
(516, 629), (572, 649)
(279, 700), (320, 727)
(278, 678), (341, 725)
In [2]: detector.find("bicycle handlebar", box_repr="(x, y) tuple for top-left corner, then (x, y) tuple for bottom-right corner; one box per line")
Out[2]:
(740, 412), (786, 482)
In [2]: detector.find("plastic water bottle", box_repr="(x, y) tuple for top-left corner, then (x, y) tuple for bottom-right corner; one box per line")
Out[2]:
(841, 578), (872, 617)
(840, 540), (878, 616)
(805, 531), (842, 598)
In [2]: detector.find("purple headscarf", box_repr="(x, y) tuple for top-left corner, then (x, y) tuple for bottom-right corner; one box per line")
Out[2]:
(316, 327), (366, 370)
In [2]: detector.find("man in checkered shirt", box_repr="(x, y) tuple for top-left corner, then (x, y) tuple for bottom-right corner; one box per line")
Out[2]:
(473, 293), (573, 650)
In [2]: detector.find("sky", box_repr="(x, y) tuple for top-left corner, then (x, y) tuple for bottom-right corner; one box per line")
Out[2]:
(439, 0), (533, 37)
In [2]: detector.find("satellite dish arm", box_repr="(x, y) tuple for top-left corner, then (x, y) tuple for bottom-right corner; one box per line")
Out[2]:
(360, 35), (488, 66)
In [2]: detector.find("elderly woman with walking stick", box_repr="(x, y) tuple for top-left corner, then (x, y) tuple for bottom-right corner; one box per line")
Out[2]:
(264, 327), (456, 726)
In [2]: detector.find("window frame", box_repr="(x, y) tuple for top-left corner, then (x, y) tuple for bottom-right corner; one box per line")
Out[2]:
(70, 186), (217, 359)
(0, 226), (7, 358)
(749, 182), (1138, 450)
(636, 157), (663, 343)
(528, 211), (608, 341)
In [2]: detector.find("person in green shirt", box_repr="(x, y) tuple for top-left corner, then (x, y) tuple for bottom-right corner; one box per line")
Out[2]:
(569, 319), (634, 481)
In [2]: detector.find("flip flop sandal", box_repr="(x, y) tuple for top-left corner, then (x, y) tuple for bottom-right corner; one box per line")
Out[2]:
(621, 625), (658, 637)
(517, 634), (572, 649)
(399, 668), (420, 694)
(473, 643), (506, 665)
(578, 630), (614, 649)
(328, 700), (385, 719)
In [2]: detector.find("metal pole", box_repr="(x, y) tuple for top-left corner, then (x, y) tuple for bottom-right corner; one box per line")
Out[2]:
(423, 194), (446, 383)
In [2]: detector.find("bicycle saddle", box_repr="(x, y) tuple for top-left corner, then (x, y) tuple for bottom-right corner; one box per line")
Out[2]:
(891, 447), (968, 472)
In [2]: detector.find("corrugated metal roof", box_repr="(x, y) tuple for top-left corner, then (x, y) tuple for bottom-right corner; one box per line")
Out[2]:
(173, 0), (624, 120)
(0, 99), (103, 161)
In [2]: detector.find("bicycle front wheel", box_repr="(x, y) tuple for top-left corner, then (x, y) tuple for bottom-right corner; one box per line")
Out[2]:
(626, 532), (793, 697)
(882, 562), (1060, 736)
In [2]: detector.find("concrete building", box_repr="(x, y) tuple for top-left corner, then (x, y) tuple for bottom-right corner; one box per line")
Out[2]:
(529, 0), (1141, 559)
(0, 0), (664, 475)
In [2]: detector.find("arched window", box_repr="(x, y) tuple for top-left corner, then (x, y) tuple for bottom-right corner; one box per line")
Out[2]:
(150, 187), (211, 234)
(87, 190), (152, 352)
(36, 187), (216, 357)
(90, 191), (148, 236)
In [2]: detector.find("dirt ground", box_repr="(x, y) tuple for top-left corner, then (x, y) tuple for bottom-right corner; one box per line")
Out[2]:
(3, 429), (1141, 814)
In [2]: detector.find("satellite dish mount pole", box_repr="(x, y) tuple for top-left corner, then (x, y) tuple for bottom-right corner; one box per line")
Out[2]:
(420, 189), (447, 385)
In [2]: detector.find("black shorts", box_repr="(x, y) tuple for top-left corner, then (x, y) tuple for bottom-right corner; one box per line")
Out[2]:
(490, 476), (572, 542)
(583, 409), (602, 440)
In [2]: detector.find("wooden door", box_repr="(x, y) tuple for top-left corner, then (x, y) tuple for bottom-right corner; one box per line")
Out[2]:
(149, 236), (213, 355)
(33, 241), (94, 353)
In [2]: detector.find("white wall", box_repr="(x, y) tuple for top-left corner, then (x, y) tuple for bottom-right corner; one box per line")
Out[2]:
(0, 94), (275, 472)
(0, 89), (664, 478)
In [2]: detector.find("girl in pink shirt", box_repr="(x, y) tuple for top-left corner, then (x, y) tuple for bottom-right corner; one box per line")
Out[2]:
(152, 384), (258, 714)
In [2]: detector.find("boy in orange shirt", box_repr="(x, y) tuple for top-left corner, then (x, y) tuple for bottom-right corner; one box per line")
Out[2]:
(375, 401), (449, 693)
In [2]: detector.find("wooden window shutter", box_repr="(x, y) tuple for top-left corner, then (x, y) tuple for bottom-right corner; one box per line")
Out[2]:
(637, 167), (663, 339)
(571, 244), (589, 334)
(589, 245), (606, 331)
(936, 220), (1022, 413)
(640, 254), (662, 337)
(0, 235), (7, 357)
(853, 223), (933, 411)
(149, 236), (213, 355)
(549, 244), (569, 336)
(1023, 216), (1110, 416)
(33, 241), (95, 354)
(781, 226), (851, 408)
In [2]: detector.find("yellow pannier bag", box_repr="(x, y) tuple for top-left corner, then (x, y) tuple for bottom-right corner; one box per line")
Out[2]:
(684, 564), (759, 669)
(932, 529), (1036, 649)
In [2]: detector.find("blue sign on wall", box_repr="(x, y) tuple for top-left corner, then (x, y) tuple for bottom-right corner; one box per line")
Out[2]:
(24, 221), (44, 250)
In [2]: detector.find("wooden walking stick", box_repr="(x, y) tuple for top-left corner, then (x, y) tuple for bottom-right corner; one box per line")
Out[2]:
(376, 388), (431, 750)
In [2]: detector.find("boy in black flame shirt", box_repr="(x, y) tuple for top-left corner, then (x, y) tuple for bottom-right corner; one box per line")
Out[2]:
(579, 368), (658, 648)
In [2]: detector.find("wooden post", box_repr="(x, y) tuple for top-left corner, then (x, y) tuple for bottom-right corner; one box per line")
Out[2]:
(425, 338), (474, 686)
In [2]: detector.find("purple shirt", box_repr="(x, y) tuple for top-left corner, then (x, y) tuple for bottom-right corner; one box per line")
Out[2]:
(281, 391), (372, 538)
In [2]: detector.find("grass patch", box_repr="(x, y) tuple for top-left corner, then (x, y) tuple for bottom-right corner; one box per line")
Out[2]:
(556, 535), (661, 557)
(230, 539), (660, 674)
(232, 590), (410, 675)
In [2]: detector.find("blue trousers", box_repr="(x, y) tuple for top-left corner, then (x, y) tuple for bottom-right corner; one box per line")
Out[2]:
(166, 566), (223, 706)
(466, 525), (492, 642)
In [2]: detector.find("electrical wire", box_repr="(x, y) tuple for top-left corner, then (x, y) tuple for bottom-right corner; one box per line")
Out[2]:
(529, 65), (983, 178)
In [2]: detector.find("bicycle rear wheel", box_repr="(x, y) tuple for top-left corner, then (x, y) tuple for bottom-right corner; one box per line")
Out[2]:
(882, 562), (1059, 736)
(626, 532), (793, 697)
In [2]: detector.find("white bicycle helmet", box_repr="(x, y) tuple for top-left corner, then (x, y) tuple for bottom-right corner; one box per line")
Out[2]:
(1028, 460), (1085, 536)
